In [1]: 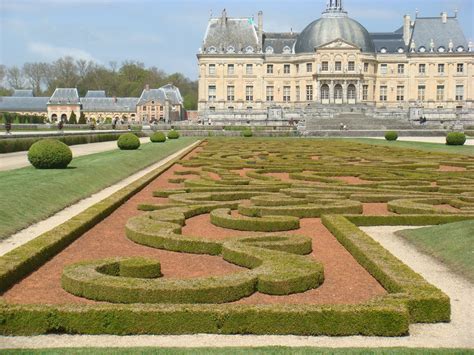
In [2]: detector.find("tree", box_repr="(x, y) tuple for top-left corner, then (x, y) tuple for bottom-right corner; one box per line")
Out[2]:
(6, 66), (24, 89)
(69, 111), (77, 124)
(78, 112), (87, 124)
(23, 62), (48, 95)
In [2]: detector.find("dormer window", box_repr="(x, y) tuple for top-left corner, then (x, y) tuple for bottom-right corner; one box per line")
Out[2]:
(418, 46), (426, 53)
(380, 47), (387, 54)
(397, 47), (404, 53)
(265, 46), (274, 54)
(456, 46), (465, 52)
(438, 46), (446, 53)
(208, 46), (217, 54)
(282, 46), (291, 54)
(245, 46), (254, 54)
(227, 46), (235, 53)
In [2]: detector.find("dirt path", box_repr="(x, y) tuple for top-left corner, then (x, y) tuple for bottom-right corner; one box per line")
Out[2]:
(1, 225), (473, 349)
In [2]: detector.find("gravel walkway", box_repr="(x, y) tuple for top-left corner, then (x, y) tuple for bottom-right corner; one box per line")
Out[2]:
(0, 140), (201, 256)
(1, 225), (473, 349)
(0, 137), (151, 171)
(368, 136), (474, 145)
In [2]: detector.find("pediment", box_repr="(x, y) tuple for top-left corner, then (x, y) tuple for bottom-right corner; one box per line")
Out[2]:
(318, 38), (360, 50)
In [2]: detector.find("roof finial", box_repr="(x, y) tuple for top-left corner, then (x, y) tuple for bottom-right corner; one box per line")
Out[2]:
(324, 0), (346, 16)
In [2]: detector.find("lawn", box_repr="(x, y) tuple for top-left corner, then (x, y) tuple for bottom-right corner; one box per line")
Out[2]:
(396, 220), (474, 283)
(345, 138), (474, 156)
(0, 137), (198, 240)
(1, 347), (471, 355)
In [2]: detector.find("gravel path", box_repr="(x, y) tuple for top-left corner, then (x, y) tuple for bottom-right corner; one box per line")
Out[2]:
(0, 137), (150, 171)
(1, 225), (473, 349)
(0, 140), (201, 256)
(368, 136), (474, 145)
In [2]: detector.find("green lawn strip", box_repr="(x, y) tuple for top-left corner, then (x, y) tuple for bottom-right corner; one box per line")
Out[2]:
(0, 137), (198, 240)
(395, 220), (474, 283)
(0, 347), (470, 354)
(343, 138), (474, 156)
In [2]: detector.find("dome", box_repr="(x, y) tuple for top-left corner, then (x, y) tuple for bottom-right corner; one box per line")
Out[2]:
(294, 11), (375, 53)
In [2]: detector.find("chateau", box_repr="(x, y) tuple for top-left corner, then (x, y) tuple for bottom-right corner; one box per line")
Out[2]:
(197, 0), (473, 122)
(0, 84), (184, 123)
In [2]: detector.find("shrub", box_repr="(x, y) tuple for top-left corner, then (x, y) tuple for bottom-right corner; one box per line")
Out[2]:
(27, 139), (73, 169)
(69, 111), (77, 125)
(150, 132), (166, 143)
(385, 131), (398, 141)
(78, 112), (87, 124)
(446, 132), (466, 146)
(242, 129), (253, 137)
(117, 133), (140, 150)
(167, 130), (180, 139)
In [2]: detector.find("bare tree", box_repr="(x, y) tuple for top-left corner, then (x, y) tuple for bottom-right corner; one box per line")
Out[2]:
(54, 56), (79, 88)
(0, 64), (6, 84)
(6, 66), (25, 89)
(23, 62), (48, 95)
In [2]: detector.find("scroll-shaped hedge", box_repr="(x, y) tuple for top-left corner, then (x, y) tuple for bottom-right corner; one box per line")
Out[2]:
(210, 208), (300, 232)
(62, 234), (323, 303)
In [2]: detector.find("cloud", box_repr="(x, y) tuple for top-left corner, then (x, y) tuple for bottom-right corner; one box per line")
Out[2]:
(27, 42), (99, 62)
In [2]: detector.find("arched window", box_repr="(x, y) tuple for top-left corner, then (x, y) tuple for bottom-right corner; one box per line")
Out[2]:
(245, 46), (254, 54)
(456, 46), (464, 52)
(347, 84), (356, 100)
(60, 113), (67, 122)
(208, 46), (217, 54)
(227, 46), (235, 53)
(321, 84), (329, 100)
(380, 47), (387, 53)
(334, 84), (343, 100)
(51, 113), (57, 121)
(265, 46), (274, 54)
(397, 47), (404, 53)
(282, 46), (291, 54)
(418, 46), (426, 53)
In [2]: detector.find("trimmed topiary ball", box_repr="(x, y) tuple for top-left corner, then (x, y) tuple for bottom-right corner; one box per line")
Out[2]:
(385, 131), (398, 141)
(242, 129), (253, 137)
(446, 132), (466, 146)
(117, 133), (140, 150)
(167, 130), (180, 139)
(150, 132), (166, 143)
(28, 139), (73, 169)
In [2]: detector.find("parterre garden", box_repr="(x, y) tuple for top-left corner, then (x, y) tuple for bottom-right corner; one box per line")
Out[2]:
(1, 138), (473, 337)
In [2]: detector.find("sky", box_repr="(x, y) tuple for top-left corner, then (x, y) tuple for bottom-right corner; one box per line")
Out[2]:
(1, 0), (473, 80)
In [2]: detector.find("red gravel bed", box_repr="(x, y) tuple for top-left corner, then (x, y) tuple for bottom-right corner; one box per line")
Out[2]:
(438, 165), (466, 172)
(362, 203), (393, 216)
(333, 176), (372, 185)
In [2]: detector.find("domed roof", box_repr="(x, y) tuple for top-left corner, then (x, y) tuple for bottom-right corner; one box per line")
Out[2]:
(294, 3), (375, 53)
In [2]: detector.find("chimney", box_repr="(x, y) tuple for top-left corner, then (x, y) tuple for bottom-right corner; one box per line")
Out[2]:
(145, 84), (150, 91)
(222, 8), (227, 24)
(403, 14), (411, 46)
(441, 11), (448, 23)
(257, 11), (263, 47)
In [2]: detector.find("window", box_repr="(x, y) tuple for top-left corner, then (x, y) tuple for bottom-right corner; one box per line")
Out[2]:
(380, 64), (388, 75)
(321, 85), (329, 100)
(283, 86), (291, 102)
(296, 86), (300, 101)
(151, 106), (155, 111)
(322, 61), (329, 71)
(436, 85), (445, 101)
(266, 86), (274, 102)
(348, 61), (355, 71)
(347, 84), (356, 100)
(438, 64), (445, 74)
(209, 64), (216, 75)
(209, 106), (215, 112)
(295, 64), (299, 73)
(363, 85), (368, 100)
(306, 63), (313, 72)
(335, 61), (342, 71)
(306, 85), (313, 101)
(456, 85), (464, 101)
(208, 85), (216, 101)
(334, 84), (343, 99)
(380, 86), (387, 101)
(227, 86), (235, 101)
(228, 106), (234, 112)
(457, 63), (464, 73)
(419, 64), (426, 74)
(398, 64), (405, 74)
(142, 105), (146, 110)
(418, 85), (426, 101)
(267, 64), (273, 74)
(227, 64), (235, 75)
(364, 63), (369, 73)
(396, 86), (404, 101)
(246, 64), (253, 75)
(284, 64), (291, 74)
(245, 85), (253, 101)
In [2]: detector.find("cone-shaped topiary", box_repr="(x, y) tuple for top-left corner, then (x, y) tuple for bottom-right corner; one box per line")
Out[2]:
(117, 133), (141, 150)
(28, 139), (73, 169)
(385, 131), (398, 141)
(69, 111), (77, 125)
(78, 112), (87, 124)
(150, 132), (166, 143)
(167, 130), (180, 139)
(446, 132), (466, 146)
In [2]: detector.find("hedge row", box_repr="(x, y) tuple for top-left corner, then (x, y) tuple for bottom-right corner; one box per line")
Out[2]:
(321, 215), (450, 323)
(0, 132), (145, 154)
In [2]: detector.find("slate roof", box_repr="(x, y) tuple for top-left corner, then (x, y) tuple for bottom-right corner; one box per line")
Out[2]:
(81, 98), (138, 112)
(12, 89), (34, 97)
(137, 89), (166, 106)
(85, 90), (106, 98)
(160, 84), (183, 105)
(263, 32), (298, 54)
(0, 97), (49, 112)
(203, 17), (259, 53)
(370, 32), (406, 53)
(410, 17), (468, 51)
(48, 88), (80, 105)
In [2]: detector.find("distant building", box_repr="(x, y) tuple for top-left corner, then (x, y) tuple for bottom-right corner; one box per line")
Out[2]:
(0, 84), (184, 123)
(197, 0), (473, 118)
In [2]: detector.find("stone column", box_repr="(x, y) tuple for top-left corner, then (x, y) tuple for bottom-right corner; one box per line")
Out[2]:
(342, 81), (347, 104)
(330, 80), (334, 104)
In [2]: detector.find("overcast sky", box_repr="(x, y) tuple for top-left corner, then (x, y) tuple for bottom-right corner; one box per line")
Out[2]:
(1, 0), (473, 80)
